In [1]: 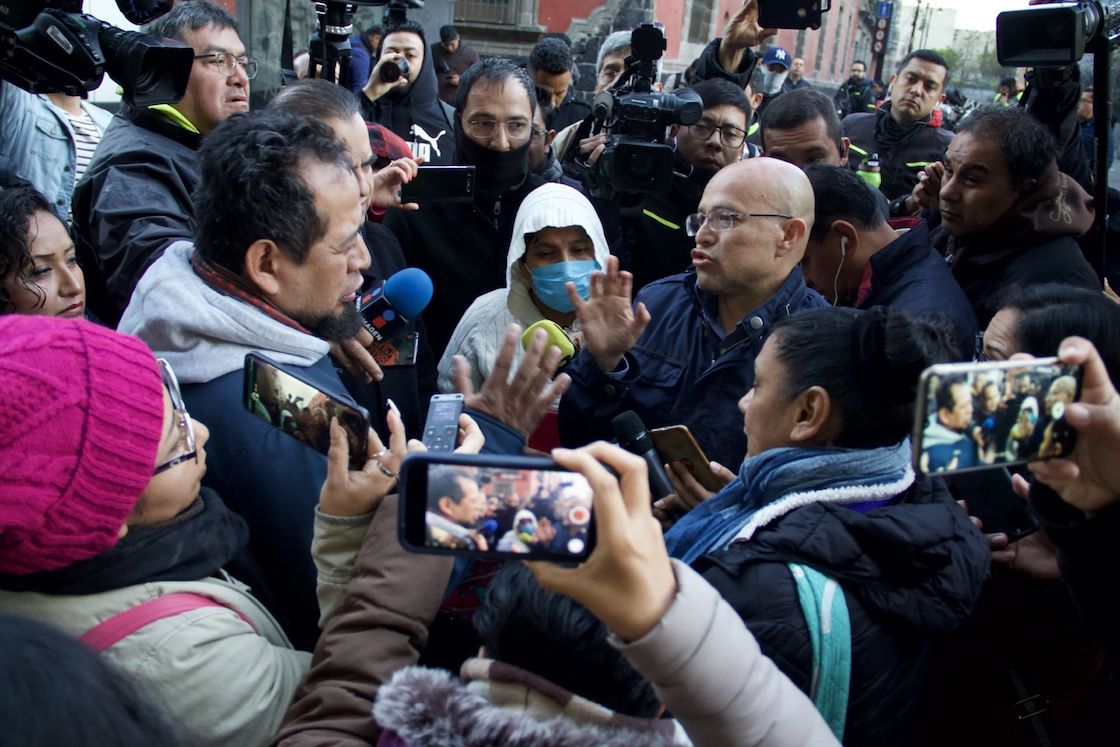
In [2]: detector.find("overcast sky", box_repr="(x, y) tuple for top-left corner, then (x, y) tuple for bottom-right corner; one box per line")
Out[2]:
(924, 0), (1034, 31)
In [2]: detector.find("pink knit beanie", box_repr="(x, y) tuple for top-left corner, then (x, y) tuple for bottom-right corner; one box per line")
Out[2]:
(0, 315), (165, 574)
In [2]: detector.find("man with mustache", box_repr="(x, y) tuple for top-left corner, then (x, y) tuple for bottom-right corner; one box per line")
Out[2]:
(842, 50), (953, 213)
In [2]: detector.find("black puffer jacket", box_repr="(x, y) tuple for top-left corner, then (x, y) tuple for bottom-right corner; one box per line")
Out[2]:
(842, 108), (953, 201)
(695, 477), (991, 747)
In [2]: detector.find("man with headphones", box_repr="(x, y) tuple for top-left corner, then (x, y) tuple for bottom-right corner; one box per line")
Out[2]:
(800, 164), (977, 360)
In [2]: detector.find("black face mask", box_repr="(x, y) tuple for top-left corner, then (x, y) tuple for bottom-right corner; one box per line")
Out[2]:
(454, 118), (530, 195)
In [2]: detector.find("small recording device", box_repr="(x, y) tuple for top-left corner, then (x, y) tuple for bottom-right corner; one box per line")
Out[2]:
(649, 425), (725, 492)
(758, 0), (831, 31)
(243, 353), (370, 470)
(421, 393), (464, 452)
(399, 452), (595, 561)
(378, 56), (409, 83)
(913, 357), (1083, 477)
(951, 468), (1039, 542)
(399, 166), (476, 203)
(584, 23), (702, 198)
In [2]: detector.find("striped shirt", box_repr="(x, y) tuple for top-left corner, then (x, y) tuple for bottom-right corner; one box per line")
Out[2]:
(68, 109), (102, 186)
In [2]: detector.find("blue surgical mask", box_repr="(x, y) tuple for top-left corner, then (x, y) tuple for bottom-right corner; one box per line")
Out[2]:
(529, 260), (599, 313)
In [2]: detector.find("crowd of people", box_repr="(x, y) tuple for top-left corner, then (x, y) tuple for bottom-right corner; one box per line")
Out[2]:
(2, 0), (1120, 744)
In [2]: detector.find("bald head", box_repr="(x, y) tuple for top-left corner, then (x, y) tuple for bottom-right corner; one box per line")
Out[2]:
(693, 157), (815, 305)
(713, 158), (815, 227)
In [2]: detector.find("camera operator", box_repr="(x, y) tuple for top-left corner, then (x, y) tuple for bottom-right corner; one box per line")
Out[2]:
(619, 78), (754, 293)
(71, 0), (252, 327)
(555, 0), (773, 180)
(359, 21), (456, 166)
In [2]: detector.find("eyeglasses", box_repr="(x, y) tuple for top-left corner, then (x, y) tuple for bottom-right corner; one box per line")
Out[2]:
(530, 125), (547, 142)
(153, 358), (198, 476)
(685, 208), (793, 236)
(462, 117), (532, 144)
(686, 121), (747, 149)
(194, 52), (260, 80)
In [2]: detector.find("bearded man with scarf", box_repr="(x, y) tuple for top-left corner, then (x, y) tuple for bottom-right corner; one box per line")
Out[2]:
(842, 50), (953, 212)
(931, 106), (1099, 328)
(384, 58), (548, 358)
(663, 305), (990, 747)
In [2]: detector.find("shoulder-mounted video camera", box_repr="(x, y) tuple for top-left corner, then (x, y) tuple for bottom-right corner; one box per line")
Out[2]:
(308, 0), (421, 86)
(0, 0), (193, 105)
(583, 23), (702, 198)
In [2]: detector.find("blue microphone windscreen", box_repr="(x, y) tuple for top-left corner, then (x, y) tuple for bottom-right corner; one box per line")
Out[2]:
(383, 268), (434, 318)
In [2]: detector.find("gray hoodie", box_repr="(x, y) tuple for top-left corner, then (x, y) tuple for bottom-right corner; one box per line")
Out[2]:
(118, 241), (330, 385)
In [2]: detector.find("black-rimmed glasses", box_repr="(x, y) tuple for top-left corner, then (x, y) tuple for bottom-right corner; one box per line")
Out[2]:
(153, 358), (198, 476)
(194, 52), (260, 80)
(686, 121), (748, 149)
(685, 208), (793, 237)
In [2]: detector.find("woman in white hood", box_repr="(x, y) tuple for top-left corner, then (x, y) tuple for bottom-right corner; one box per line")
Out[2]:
(437, 183), (610, 393)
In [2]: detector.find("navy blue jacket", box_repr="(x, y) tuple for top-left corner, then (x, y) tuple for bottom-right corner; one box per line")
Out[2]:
(859, 220), (978, 359)
(558, 268), (827, 469)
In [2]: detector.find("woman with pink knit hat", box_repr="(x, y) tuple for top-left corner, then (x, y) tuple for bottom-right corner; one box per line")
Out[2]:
(0, 315), (467, 746)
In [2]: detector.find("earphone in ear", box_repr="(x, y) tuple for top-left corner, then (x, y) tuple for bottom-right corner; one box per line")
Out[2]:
(839, 236), (848, 258)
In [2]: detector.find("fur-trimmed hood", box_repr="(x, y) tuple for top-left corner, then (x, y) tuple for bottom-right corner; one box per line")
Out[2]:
(373, 659), (688, 747)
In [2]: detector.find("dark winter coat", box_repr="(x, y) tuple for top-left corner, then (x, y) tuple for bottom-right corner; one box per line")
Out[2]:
(558, 268), (827, 469)
(696, 476), (991, 747)
(933, 231), (1099, 327)
(843, 108), (953, 200)
(858, 219), (978, 359)
(72, 105), (200, 326)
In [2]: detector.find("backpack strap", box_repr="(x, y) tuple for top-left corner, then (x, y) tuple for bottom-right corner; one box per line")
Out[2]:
(80, 592), (256, 652)
(788, 563), (851, 742)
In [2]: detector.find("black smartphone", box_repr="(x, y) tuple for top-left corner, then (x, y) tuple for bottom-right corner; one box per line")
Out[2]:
(400, 165), (476, 203)
(422, 393), (464, 452)
(398, 452), (595, 561)
(243, 352), (369, 470)
(913, 357), (1083, 477)
(758, 0), (830, 30)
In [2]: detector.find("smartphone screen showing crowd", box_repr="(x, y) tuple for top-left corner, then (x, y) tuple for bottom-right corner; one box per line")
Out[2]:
(243, 353), (370, 470)
(913, 357), (1082, 477)
(399, 453), (594, 561)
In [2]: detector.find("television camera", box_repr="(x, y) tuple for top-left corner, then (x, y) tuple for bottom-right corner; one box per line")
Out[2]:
(584, 23), (702, 197)
(0, 0), (192, 105)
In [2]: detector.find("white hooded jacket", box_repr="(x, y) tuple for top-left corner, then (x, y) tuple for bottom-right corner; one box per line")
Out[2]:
(436, 184), (610, 393)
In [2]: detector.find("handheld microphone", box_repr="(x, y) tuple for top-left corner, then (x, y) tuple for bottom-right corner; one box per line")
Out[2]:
(357, 267), (433, 343)
(612, 410), (675, 502)
(521, 320), (576, 369)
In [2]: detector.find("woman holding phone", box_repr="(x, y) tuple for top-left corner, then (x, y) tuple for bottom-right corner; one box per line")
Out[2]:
(658, 306), (990, 747)
(0, 314), (474, 747)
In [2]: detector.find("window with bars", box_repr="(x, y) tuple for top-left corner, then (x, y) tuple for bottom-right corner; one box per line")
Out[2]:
(687, 0), (714, 44)
(454, 0), (516, 25)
